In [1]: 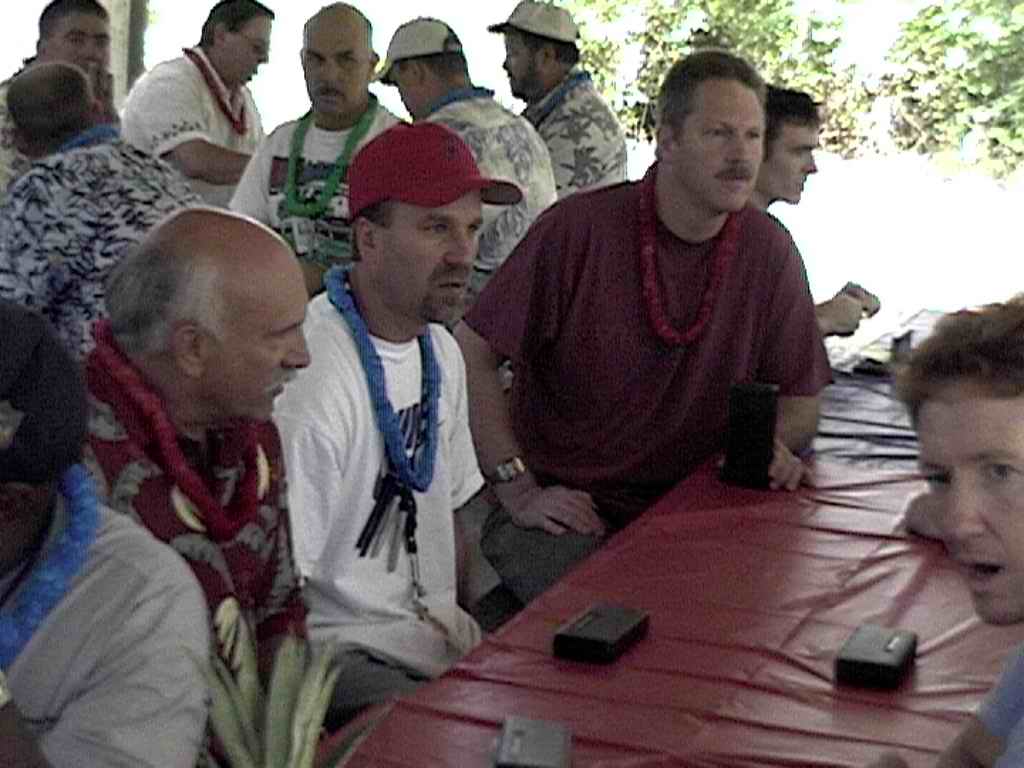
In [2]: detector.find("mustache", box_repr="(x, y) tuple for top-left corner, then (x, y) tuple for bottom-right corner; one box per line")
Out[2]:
(717, 164), (754, 181)
(315, 86), (342, 98)
(265, 369), (299, 395)
(432, 265), (472, 284)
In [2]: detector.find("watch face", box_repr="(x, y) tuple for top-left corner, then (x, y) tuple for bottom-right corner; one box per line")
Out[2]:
(494, 457), (526, 483)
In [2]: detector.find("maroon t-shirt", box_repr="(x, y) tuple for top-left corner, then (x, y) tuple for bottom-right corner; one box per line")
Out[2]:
(464, 175), (831, 521)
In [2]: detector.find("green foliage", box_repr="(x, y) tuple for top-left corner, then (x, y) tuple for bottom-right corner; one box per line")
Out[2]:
(565, 0), (871, 157)
(193, 634), (374, 768)
(564, 0), (1024, 177)
(882, 0), (1024, 177)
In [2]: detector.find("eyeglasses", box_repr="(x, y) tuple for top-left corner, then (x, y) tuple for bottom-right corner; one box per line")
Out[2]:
(236, 33), (270, 59)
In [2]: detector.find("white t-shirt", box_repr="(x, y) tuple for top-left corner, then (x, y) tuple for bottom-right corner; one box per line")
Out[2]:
(122, 50), (264, 207)
(230, 104), (400, 273)
(275, 294), (483, 677)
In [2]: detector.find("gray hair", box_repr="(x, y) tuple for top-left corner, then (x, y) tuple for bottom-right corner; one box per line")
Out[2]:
(105, 239), (224, 358)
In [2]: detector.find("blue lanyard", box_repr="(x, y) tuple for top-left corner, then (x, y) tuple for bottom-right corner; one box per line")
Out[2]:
(425, 86), (495, 117)
(58, 124), (120, 153)
(525, 70), (591, 129)
(324, 267), (440, 492)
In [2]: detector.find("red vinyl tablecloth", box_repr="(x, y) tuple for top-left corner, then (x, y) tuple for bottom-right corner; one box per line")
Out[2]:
(337, 460), (1024, 767)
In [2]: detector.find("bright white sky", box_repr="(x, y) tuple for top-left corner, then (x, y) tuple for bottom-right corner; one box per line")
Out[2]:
(2, 0), (937, 130)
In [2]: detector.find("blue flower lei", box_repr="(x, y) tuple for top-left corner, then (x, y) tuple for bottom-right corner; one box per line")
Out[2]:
(325, 266), (440, 492)
(58, 123), (121, 154)
(0, 464), (100, 669)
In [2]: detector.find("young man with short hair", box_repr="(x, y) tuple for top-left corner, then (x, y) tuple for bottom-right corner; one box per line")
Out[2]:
(0, 62), (198, 358)
(752, 85), (881, 337)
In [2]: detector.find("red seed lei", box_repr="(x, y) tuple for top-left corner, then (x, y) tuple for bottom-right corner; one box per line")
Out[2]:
(638, 163), (739, 346)
(183, 48), (247, 136)
(90, 321), (261, 542)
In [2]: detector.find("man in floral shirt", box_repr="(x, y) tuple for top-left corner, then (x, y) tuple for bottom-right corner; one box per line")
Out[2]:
(84, 208), (311, 763)
(0, 62), (197, 359)
(489, 1), (627, 199)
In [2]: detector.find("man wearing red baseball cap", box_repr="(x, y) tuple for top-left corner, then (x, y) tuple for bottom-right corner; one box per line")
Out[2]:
(275, 122), (520, 724)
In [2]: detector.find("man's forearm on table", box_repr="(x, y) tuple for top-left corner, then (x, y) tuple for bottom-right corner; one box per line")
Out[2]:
(454, 325), (526, 472)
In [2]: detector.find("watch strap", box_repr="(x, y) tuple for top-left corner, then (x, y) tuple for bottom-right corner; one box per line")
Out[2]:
(489, 456), (527, 484)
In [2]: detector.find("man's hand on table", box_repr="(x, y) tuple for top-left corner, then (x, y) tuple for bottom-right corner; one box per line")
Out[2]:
(842, 282), (882, 317)
(817, 292), (869, 336)
(496, 478), (605, 536)
(816, 282), (882, 337)
(769, 439), (809, 491)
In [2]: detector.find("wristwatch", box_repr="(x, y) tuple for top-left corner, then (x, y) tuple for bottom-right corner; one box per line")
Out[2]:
(489, 456), (527, 484)
(0, 669), (11, 710)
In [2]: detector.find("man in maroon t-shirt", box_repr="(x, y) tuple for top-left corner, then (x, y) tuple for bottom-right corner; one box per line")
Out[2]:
(456, 50), (832, 606)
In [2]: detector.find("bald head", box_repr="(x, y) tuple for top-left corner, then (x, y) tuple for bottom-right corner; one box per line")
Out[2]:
(106, 208), (305, 359)
(8, 61), (93, 157)
(303, 3), (372, 47)
(301, 4), (378, 131)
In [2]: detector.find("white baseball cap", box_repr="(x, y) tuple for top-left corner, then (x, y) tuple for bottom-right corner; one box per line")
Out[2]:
(487, 1), (579, 44)
(378, 18), (464, 85)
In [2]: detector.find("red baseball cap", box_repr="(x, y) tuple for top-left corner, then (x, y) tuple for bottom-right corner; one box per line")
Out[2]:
(347, 122), (522, 221)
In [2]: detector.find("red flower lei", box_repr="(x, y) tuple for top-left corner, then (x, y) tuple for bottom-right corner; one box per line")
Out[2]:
(638, 163), (739, 346)
(183, 48), (247, 136)
(90, 321), (261, 542)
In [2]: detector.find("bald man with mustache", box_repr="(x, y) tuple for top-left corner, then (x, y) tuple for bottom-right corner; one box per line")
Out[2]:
(83, 208), (312, 764)
(232, 3), (401, 297)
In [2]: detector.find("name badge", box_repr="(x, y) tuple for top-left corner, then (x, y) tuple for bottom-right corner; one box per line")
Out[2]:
(289, 217), (315, 255)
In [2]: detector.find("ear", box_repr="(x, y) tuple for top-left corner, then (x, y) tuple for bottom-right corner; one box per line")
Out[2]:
(169, 321), (213, 380)
(12, 127), (39, 159)
(212, 21), (231, 47)
(353, 217), (379, 261)
(654, 120), (677, 162)
(537, 43), (559, 71)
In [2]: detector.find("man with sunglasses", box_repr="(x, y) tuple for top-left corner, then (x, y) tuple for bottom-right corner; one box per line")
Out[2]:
(122, 0), (274, 206)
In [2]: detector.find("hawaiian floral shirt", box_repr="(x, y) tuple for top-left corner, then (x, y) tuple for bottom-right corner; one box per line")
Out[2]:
(523, 68), (628, 199)
(0, 137), (198, 358)
(0, 75), (32, 193)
